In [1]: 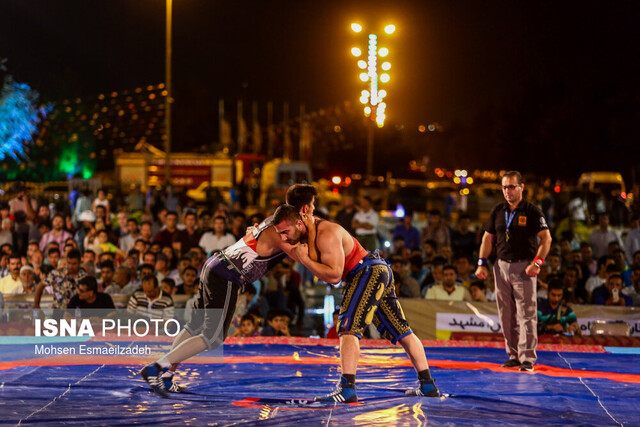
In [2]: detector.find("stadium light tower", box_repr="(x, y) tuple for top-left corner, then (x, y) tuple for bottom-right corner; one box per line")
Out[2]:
(351, 22), (394, 175)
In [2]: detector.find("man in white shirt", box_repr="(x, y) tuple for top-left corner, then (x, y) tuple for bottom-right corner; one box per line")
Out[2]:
(199, 215), (235, 254)
(352, 196), (379, 252)
(425, 264), (471, 301)
(588, 214), (621, 258)
(625, 215), (640, 262)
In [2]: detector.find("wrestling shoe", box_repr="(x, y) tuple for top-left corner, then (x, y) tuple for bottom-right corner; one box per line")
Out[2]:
(314, 377), (358, 403)
(519, 361), (534, 372)
(140, 363), (169, 398)
(162, 372), (188, 393)
(405, 379), (440, 397)
(501, 358), (521, 368)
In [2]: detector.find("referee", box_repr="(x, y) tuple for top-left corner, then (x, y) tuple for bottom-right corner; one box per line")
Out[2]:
(475, 171), (552, 372)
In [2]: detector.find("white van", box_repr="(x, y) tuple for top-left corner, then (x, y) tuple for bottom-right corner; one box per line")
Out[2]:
(577, 172), (626, 196)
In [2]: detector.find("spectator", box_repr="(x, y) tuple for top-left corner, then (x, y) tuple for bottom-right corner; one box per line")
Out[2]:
(468, 280), (488, 302)
(99, 260), (115, 292)
(580, 242), (597, 276)
(105, 266), (137, 295)
(39, 214), (73, 252)
(622, 264), (640, 306)
(454, 255), (475, 287)
(409, 254), (429, 285)
(419, 241), (435, 265)
(591, 274), (632, 306)
(160, 277), (177, 296)
(46, 247), (61, 269)
(562, 266), (587, 305)
(537, 279), (580, 335)
(392, 214), (421, 251)
(229, 283), (257, 336)
(0, 254), (21, 294)
(233, 314), (259, 337)
(390, 256), (421, 298)
(198, 211), (213, 234)
(450, 214), (477, 259)
(335, 195), (357, 236)
(567, 191), (589, 224)
(153, 211), (179, 247)
(34, 249), (86, 309)
(91, 188), (110, 218)
(424, 265), (471, 301)
(12, 265), (38, 294)
(155, 253), (172, 282)
(119, 218), (140, 254)
(199, 215), (235, 254)
(8, 183), (37, 222)
(175, 266), (198, 296)
(0, 218), (13, 247)
(140, 221), (153, 243)
(422, 209), (450, 252)
(326, 309), (340, 339)
(585, 256), (615, 297)
(624, 215), (640, 262)
(352, 196), (379, 252)
(127, 275), (174, 320)
(94, 229), (126, 259)
(173, 212), (202, 254)
(261, 309), (286, 337)
(67, 276), (115, 310)
(229, 211), (247, 240)
(588, 214), (621, 258)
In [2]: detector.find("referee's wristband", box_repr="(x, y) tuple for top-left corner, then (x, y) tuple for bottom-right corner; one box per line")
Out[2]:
(477, 258), (488, 268)
(533, 256), (544, 267)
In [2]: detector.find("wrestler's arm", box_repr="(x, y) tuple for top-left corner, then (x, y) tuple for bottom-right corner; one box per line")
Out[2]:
(261, 226), (304, 263)
(294, 226), (344, 284)
(300, 213), (318, 262)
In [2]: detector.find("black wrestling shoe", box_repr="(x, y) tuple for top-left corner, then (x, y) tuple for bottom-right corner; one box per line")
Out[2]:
(519, 361), (534, 372)
(501, 359), (521, 368)
(314, 377), (358, 403)
(405, 379), (440, 397)
(140, 363), (169, 398)
(162, 372), (188, 393)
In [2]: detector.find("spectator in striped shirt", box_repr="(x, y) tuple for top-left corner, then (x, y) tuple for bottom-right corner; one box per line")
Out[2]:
(127, 275), (174, 320)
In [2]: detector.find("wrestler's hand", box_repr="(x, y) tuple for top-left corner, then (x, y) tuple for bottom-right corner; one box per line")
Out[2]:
(525, 263), (540, 276)
(300, 212), (315, 230)
(245, 223), (259, 235)
(475, 266), (488, 280)
(293, 243), (310, 261)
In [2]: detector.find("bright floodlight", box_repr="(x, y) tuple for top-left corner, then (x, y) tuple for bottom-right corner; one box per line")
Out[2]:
(381, 62), (391, 71)
(384, 24), (396, 34)
(361, 90), (370, 97)
(351, 47), (362, 57)
(360, 95), (368, 104)
(358, 60), (367, 69)
(380, 73), (390, 83)
(364, 106), (371, 115)
(351, 23), (362, 33)
(359, 72), (369, 82)
(378, 47), (389, 57)
(378, 89), (387, 98)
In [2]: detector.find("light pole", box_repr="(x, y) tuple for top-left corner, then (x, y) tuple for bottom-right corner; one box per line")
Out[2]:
(351, 22), (394, 176)
(164, 0), (173, 184)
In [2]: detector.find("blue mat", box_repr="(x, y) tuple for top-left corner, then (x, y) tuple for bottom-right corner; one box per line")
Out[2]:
(2, 343), (639, 425)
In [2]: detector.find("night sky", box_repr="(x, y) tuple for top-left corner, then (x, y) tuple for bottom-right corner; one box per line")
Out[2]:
(1, 0), (639, 179)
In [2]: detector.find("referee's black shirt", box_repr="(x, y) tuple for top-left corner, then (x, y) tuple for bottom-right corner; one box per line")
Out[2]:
(484, 200), (549, 261)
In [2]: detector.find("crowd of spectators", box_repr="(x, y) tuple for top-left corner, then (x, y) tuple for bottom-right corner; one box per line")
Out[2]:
(0, 182), (638, 339)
